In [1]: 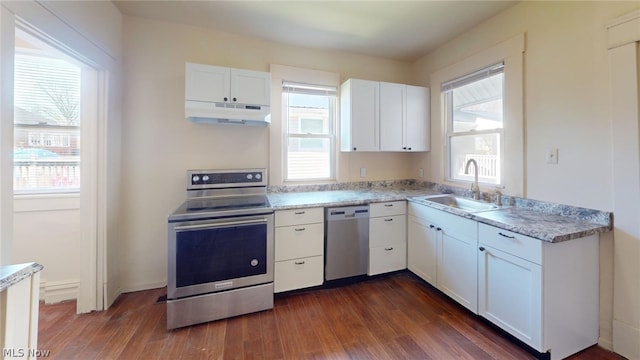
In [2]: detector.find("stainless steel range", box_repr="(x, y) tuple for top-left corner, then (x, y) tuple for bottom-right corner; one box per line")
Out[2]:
(167, 168), (274, 329)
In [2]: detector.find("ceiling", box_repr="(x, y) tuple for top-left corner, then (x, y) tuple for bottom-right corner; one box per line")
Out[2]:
(113, 1), (518, 62)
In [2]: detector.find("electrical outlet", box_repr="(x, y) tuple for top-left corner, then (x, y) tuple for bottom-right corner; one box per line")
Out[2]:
(418, 168), (424, 178)
(360, 167), (367, 177)
(546, 148), (559, 164)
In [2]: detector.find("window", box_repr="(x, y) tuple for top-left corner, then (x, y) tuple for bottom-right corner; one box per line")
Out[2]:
(283, 82), (336, 181)
(444, 63), (504, 186)
(14, 38), (82, 194)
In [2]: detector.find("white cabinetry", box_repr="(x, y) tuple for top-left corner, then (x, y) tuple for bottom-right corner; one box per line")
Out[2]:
(340, 79), (379, 151)
(185, 63), (270, 106)
(274, 208), (324, 293)
(341, 79), (429, 152)
(368, 201), (407, 275)
(380, 83), (430, 152)
(407, 203), (478, 313)
(478, 224), (599, 359)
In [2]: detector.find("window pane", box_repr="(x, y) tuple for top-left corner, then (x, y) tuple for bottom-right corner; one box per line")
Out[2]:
(287, 93), (330, 135)
(451, 72), (503, 133)
(14, 50), (81, 193)
(287, 137), (331, 180)
(449, 133), (501, 185)
(283, 82), (336, 182)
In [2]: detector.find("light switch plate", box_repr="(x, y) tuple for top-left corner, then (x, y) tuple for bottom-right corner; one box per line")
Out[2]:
(360, 167), (367, 177)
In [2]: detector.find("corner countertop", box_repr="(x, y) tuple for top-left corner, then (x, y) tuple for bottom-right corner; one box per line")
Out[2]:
(0, 262), (44, 292)
(267, 182), (612, 243)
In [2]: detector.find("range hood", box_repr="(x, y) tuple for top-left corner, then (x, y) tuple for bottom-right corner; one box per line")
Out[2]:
(185, 100), (271, 126)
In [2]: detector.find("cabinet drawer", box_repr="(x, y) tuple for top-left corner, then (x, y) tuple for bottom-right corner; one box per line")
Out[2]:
(368, 242), (407, 275)
(275, 223), (324, 261)
(370, 201), (407, 217)
(479, 224), (542, 264)
(274, 256), (324, 293)
(369, 215), (406, 247)
(275, 207), (323, 227)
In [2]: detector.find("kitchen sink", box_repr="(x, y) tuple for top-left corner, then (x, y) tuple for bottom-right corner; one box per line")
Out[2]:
(422, 195), (499, 212)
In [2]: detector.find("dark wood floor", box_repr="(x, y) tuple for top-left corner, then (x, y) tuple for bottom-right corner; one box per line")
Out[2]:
(38, 272), (623, 359)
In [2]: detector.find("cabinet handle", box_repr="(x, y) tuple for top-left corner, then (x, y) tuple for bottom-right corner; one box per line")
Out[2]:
(295, 227), (306, 232)
(294, 211), (305, 215)
(384, 247), (394, 251)
(499, 232), (516, 239)
(223, 97), (228, 102)
(232, 97), (237, 102)
(294, 261), (305, 265)
(408, 147), (412, 150)
(384, 204), (394, 207)
(403, 147), (407, 150)
(479, 246), (486, 251)
(353, 147), (357, 151)
(429, 224), (435, 229)
(384, 218), (393, 222)
(436, 227), (442, 231)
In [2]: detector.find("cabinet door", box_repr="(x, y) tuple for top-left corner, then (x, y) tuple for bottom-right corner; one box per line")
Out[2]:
(405, 85), (430, 152)
(230, 69), (271, 106)
(341, 79), (379, 151)
(478, 244), (542, 350)
(407, 215), (437, 285)
(379, 82), (405, 151)
(438, 227), (478, 313)
(185, 63), (230, 102)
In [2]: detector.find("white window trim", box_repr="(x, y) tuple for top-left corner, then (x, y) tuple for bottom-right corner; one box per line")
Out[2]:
(431, 34), (525, 196)
(269, 64), (341, 186)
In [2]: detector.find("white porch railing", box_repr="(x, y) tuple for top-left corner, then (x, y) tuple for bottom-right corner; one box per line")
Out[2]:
(462, 154), (499, 180)
(14, 160), (80, 191)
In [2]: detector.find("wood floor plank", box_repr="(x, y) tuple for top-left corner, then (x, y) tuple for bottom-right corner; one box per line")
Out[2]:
(37, 272), (624, 360)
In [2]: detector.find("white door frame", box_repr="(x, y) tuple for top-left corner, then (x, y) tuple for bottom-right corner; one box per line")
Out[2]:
(0, 1), (112, 313)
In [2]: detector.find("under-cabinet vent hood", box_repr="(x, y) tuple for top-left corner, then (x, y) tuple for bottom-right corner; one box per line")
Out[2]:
(186, 100), (271, 126)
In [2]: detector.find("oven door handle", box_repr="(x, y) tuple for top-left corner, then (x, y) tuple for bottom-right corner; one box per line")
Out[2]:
(174, 218), (268, 231)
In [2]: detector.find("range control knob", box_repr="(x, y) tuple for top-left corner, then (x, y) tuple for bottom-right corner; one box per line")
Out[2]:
(202, 175), (210, 182)
(192, 175), (200, 183)
(255, 173), (262, 180)
(246, 174), (253, 180)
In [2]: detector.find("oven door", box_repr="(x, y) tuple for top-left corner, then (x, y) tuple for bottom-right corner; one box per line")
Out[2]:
(167, 213), (274, 300)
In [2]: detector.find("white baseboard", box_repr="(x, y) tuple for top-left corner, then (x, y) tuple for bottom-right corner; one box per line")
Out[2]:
(40, 279), (79, 304)
(613, 319), (640, 359)
(120, 280), (166, 294)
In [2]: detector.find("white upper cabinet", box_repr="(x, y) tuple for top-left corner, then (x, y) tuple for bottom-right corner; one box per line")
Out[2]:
(379, 82), (405, 151)
(341, 78), (430, 152)
(185, 63), (270, 106)
(341, 79), (380, 151)
(405, 85), (430, 151)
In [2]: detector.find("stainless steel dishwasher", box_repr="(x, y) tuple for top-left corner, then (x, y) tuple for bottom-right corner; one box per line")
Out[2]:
(325, 205), (369, 281)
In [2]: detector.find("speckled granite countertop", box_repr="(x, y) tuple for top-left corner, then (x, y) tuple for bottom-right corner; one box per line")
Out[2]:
(267, 180), (612, 243)
(0, 262), (43, 292)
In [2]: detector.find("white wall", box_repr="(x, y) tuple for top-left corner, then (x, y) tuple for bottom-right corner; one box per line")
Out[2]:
(412, 1), (640, 350)
(119, 15), (416, 292)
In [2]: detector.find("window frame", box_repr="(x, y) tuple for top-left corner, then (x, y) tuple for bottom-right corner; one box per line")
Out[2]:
(282, 81), (337, 182)
(444, 63), (505, 187)
(430, 34), (524, 196)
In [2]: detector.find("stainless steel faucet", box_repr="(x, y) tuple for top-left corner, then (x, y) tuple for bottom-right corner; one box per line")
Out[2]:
(464, 159), (480, 200)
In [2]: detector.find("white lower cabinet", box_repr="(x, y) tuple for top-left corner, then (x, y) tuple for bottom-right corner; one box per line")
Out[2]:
(407, 203), (478, 313)
(368, 201), (407, 275)
(274, 208), (324, 293)
(478, 224), (599, 360)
